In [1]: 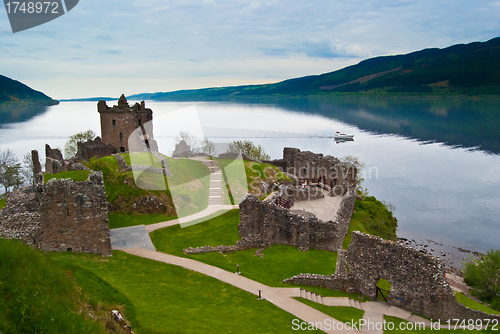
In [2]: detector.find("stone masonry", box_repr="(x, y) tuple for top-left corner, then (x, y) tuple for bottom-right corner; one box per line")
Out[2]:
(45, 144), (67, 174)
(284, 232), (500, 322)
(98, 95), (157, 153)
(265, 147), (357, 195)
(38, 172), (112, 256)
(238, 193), (341, 252)
(0, 172), (112, 256)
(0, 187), (41, 245)
(346, 231), (500, 321)
(74, 137), (118, 162)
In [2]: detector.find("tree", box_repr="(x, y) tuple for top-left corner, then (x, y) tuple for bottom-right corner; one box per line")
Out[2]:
(174, 131), (201, 153)
(21, 152), (35, 185)
(201, 138), (216, 156)
(64, 130), (96, 159)
(463, 249), (500, 310)
(226, 140), (270, 161)
(0, 149), (23, 193)
(341, 155), (368, 196)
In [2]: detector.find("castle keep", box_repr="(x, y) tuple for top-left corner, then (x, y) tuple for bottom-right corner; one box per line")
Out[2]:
(98, 94), (156, 153)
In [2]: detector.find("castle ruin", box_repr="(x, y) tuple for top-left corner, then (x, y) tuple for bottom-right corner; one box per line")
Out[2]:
(0, 172), (112, 256)
(98, 94), (157, 153)
(265, 147), (356, 195)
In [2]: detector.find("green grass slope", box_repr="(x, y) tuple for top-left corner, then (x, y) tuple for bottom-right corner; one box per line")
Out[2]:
(130, 37), (500, 100)
(51, 250), (319, 334)
(0, 239), (130, 334)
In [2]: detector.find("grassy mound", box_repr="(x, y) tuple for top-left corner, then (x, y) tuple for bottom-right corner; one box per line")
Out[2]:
(85, 155), (176, 216)
(0, 239), (130, 334)
(343, 195), (398, 248)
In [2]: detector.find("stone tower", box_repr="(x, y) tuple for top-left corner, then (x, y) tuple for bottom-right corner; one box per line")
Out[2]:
(97, 95), (156, 152)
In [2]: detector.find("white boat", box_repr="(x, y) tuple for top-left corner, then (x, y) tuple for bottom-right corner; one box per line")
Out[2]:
(334, 131), (354, 140)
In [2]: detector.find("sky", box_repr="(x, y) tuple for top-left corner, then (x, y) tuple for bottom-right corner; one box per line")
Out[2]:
(0, 0), (499, 99)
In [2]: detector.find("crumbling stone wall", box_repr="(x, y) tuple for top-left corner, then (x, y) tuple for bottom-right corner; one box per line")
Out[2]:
(38, 172), (112, 256)
(237, 184), (356, 253)
(238, 193), (341, 251)
(74, 137), (118, 162)
(1, 172), (112, 256)
(45, 144), (68, 174)
(98, 95), (156, 153)
(346, 232), (500, 321)
(0, 187), (42, 245)
(265, 147), (357, 195)
(114, 153), (132, 172)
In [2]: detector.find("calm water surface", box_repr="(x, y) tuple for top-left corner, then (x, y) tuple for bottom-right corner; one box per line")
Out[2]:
(1, 99), (499, 259)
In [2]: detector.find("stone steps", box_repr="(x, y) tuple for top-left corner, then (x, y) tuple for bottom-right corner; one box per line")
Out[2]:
(204, 160), (223, 206)
(208, 196), (221, 205)
(209, 188), (221, 197)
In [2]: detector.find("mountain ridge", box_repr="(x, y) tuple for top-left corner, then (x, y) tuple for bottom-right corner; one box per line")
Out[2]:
(0, 74), (58, 123)
(127, 37), (500, 101)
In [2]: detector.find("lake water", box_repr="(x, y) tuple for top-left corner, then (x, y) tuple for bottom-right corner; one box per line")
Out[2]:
(1, 98), (499, 264)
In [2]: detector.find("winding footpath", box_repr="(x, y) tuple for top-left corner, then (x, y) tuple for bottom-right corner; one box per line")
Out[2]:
(110, 158), (436, 333)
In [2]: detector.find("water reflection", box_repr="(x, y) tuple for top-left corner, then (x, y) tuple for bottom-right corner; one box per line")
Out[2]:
(0, 105), (49, 124)
(263, 98), (500, 155)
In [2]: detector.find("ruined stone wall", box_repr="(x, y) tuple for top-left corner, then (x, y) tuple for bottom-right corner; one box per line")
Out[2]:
(347, 232), (500, 321)
(0, 187), (42, 245)
(38, 172), (112, 256)
(98, 95), (153, 152)
(45, 144), (68, 174)
(1, 173), (113, 256)
(334, 188), (357, 247)
(74, 137), (118, 162)
(238, 193), (340, 251)
(266, 148), (357, 195)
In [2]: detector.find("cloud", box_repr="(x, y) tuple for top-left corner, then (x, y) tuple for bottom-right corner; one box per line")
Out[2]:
(1, 0), (499, 98)
(299, 39), (360, 59)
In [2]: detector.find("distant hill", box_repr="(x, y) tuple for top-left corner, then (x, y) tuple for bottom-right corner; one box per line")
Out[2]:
(129, 37), (500, 101)
(59, 97), (116, 102)
(0, 74), (58, 123)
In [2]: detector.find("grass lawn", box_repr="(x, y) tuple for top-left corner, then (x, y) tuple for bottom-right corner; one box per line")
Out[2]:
(294, 297), (364, 328)
(0, 239), (115, 334)
(43, 170), (91, 183)
(0, 197), (5, 210)
(383, 315), (486, 333)
(164, 155), (211, 217)
(127, 152), (163, 168)
(151, 210), (360, 298)
(50, 250), (317, 334)
(108, 213), (177, 229)
(455, 292), (500, 315)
